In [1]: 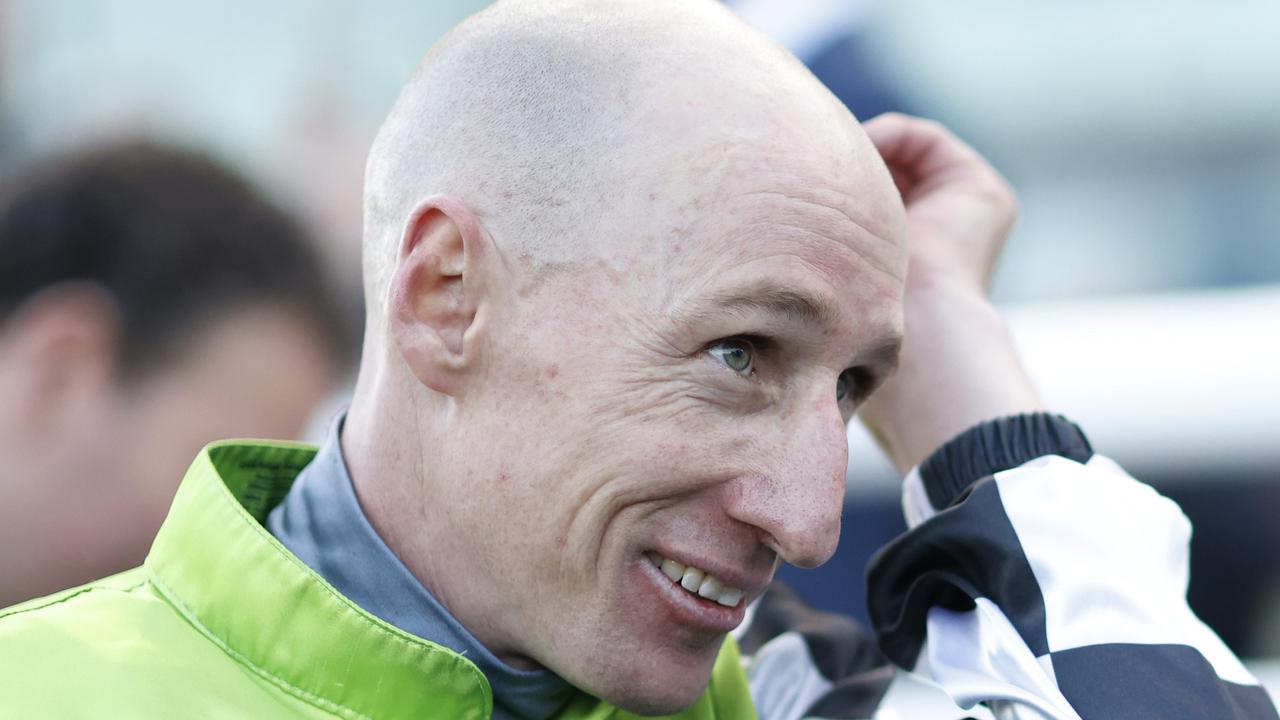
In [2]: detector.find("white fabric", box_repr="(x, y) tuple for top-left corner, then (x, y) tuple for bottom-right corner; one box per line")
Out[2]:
(746, 451), (1268, 718)
(901, 465), (936, 527)
(906, 453), (1261, 717)
(996, 454), (1256, 685)
(744, 631), (833, 720)
(923, 599), (1080, 720)
(873, 669), (997, 720)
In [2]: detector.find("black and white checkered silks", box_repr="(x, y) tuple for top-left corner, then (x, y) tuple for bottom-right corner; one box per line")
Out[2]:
(733, 415), (1277, 719)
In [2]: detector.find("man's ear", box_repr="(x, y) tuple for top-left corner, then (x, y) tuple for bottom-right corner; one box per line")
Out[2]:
(388, 195), (493, 398)
(0, 283), (120, 432)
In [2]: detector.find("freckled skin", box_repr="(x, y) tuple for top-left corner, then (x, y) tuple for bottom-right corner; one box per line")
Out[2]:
(480, 226), (894, 708)
(401, 153), (903, 711)
(344, 0), (907, 715)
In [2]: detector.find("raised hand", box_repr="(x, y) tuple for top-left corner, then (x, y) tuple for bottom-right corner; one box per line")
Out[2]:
(857, 113), (1043, 472)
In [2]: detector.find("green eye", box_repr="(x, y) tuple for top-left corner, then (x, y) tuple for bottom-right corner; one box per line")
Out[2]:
(709, 339), (754, 375)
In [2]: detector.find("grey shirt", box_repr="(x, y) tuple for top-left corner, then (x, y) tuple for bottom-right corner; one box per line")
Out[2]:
(267, 414), (573, 720)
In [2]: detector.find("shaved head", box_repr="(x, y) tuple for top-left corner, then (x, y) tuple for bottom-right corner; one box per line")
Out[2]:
(361, 0), (899, 328)
(347, 0), (906, 713)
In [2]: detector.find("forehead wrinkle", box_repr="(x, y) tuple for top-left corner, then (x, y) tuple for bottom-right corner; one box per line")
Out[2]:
(737, 191), (905, 282)
(751, 220), (904, 287)
(740, 189), (897, 246)
(650, 200), (901, 306)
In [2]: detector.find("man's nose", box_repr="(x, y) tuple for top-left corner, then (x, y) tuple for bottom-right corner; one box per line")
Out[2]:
(724, 394), (849, 569)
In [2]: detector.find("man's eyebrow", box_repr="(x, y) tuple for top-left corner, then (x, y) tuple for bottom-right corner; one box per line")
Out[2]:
(700, 286), (846, 330)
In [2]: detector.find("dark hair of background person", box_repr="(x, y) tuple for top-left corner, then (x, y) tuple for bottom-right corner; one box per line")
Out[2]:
(0, 141), (351, 378)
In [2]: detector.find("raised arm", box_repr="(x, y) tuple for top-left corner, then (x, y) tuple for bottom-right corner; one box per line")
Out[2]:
(857, 113), (1278, 719)
(857, 112), (1041, 473)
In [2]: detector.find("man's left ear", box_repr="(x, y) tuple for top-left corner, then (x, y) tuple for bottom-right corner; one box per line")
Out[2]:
(388, 195), (494, 398)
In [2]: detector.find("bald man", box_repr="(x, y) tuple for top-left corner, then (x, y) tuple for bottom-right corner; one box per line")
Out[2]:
(1, 2), (1274, 719)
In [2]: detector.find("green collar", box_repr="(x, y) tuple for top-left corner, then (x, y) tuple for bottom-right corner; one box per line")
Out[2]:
(145, 440), (494, 720)
(144, 440), (756, 720)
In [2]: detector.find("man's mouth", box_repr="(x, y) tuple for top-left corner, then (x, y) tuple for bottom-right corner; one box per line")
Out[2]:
(644, 551), (745, 608)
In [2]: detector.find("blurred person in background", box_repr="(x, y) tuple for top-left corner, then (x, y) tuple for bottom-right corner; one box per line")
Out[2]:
(0, 142), (346, 607)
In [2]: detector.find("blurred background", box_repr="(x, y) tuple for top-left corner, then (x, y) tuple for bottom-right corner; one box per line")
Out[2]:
(2, 0), (1277, 690)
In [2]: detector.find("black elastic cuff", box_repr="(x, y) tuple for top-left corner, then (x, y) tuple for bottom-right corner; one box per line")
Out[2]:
(919, 413), (1093, 511)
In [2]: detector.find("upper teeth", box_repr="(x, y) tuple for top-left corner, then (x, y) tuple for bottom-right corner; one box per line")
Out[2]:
(647, 552), (745, 608)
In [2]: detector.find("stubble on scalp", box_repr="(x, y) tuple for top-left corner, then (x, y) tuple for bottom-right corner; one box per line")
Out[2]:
(360, 0), (894, 332)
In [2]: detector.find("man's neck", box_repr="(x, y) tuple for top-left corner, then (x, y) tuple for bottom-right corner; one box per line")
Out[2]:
(342, 392), (542, 671)
(269, 412), (573, 719)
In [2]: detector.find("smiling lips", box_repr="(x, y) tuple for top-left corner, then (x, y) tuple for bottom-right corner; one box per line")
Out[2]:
(645, 552), (745, 608)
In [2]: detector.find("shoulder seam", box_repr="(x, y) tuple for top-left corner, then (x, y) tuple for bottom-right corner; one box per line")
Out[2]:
(0, 579), (148, 623)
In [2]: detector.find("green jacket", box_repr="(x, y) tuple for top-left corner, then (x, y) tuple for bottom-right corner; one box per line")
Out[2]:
(0, 441), (757, 719)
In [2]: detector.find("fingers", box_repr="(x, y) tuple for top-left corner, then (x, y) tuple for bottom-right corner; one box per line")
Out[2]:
(863, 112), (981, 177)
(860, 113), (1019, 295)
(863, 113), (1012, 205)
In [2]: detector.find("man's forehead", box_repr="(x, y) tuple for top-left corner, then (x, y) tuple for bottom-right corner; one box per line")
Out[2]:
(641, 177), (905, 291)
(625, 122), (906, 276)
(558, 154), (907, 350)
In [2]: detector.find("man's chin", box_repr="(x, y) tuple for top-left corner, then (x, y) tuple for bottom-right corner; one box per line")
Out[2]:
(603, 684), (710, 717)
(579, 647), (720, 716)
